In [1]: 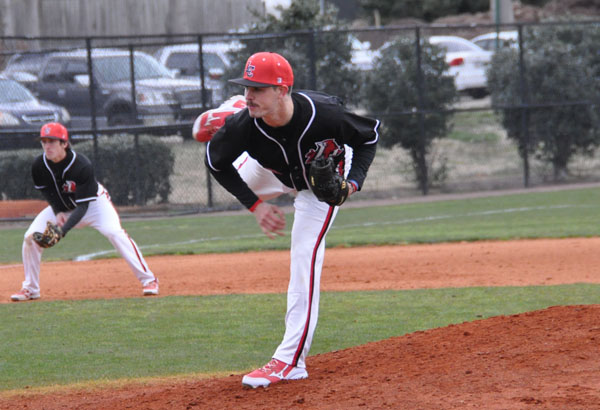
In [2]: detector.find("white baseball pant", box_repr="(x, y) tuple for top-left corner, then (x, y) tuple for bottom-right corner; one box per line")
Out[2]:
(234, 148), (351, 369)
(21, 184), (156, 295)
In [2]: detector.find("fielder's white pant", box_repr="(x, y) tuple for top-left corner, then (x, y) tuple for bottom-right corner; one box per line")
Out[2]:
(234, 149), (351, 369)
(21, 184), (156, 296)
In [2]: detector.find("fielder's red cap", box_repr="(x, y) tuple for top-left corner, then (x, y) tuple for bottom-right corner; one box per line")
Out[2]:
(229, 52), (294, 88)
(40, 122), (68, 142)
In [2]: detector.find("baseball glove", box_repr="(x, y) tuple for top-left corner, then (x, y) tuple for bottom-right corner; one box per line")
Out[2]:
(33, 221), (64, 248)
(309, 156), (350, 206)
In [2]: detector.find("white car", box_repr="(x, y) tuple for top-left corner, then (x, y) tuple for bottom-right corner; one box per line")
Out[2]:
(428, 35), (492, 98)
(154, 42), (242, 106)
(470, 30), (518, 52)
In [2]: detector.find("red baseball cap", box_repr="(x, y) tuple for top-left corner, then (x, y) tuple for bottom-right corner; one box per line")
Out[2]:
(40, 122), (68, 142)
(229, 52), (294, 88)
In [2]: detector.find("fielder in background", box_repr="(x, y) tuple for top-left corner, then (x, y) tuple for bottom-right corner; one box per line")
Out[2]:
(10, 122), (159, 302)
(204, 52), (380, 388)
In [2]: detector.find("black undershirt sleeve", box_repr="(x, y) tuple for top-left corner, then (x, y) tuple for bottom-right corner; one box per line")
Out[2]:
(61, 202), (89, 235)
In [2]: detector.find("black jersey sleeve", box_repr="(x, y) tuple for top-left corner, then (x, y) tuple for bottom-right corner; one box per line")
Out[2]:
(340, 110), (380, 190)
(205, 161), (261, 209)
(205, 116), (261, 210)
(72, 153), (99, 204)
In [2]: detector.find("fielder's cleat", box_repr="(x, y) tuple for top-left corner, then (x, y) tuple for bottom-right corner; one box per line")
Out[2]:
(10, 288), (40, 302)
(242, 358), (308, 388)
(142, 279), (159, 296)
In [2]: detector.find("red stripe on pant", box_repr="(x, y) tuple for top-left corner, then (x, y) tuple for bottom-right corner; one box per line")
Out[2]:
(291, 205), (335, 366)
(128, 235), (148, 273)
(236, 156), (249, 170)
(105, 189), (148, 274)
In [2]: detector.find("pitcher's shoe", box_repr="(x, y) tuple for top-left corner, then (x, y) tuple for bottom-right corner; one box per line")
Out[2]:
(11, 289), (40, 302)
(242, 358), (308, 388)
(142, 279), (159, 296)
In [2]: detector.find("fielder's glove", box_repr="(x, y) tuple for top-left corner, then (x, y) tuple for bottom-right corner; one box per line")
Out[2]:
(309, 156), (350, 206)
(33, 221), (64, 248)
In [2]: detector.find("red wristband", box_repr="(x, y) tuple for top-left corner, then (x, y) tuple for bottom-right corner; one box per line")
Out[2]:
(249, 199), (263, 212)
(348, 180), (358, 192)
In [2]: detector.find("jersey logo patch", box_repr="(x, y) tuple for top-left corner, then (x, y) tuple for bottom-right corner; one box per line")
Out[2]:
(62, 180), (76, 193)
(305, 139), (343, 164)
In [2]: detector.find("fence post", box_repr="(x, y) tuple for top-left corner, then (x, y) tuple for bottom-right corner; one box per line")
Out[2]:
(128, 45), (142, 205)
(307, 30), (317, 89)
(415, 26), (428, 195)
(85, 38), (100, 178)
(196, 35), (213, 208)
(128, 45), (139, 124)
(196, 35), (209, 111)
(205, 149), (213, 209)
(517, 24), (530, 187)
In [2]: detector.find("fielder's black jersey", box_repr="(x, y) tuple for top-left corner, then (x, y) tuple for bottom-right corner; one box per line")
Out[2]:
(205, 90), (380, 209)
(32, 149), (99, 213)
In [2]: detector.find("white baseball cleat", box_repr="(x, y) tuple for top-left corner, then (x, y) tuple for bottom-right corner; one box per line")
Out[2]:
(11, 288), (40, 302)
(142, 280), (159, 296)
(242, 358), (308, 388)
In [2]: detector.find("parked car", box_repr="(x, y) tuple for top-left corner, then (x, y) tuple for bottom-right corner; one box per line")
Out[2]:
(470, 30), (518, 52)
(154, 42), (240, 106)
(0, 74), (71, 148)
(2, 51), (49, 78)
(428, 35), (492, 98)
(2, 48), (210, 132)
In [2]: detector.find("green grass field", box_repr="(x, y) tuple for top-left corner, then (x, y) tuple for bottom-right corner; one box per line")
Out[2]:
(2, 187), (599, 263)
(1, 186), (599, 391)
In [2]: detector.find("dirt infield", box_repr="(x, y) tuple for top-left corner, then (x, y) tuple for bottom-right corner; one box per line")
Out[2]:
(1, 238), (600, 409)
(0, 200), (47, 219)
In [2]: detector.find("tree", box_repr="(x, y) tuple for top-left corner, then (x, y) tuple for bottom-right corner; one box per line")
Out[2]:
(487, 23), (600, 181)
(362, 36), (458, 194)
(223, 0), (360, 105)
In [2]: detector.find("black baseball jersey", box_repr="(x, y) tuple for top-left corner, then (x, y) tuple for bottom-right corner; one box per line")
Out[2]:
(32, 148), (99, 214)
(205, 90), (380, 209)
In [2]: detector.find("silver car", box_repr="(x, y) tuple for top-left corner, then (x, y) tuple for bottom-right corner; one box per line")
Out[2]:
(0, 75), (71, 148)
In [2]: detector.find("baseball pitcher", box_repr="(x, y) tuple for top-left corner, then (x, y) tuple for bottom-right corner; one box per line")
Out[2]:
(201, 52), (380, 388)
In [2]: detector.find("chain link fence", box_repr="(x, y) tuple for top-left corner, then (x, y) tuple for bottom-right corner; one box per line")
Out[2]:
(1, 21), (599, 216)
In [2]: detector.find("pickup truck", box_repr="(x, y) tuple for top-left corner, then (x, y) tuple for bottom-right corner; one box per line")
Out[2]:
(3, 48), (212, 132)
